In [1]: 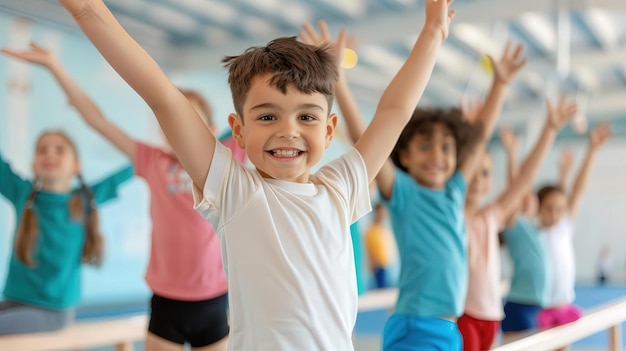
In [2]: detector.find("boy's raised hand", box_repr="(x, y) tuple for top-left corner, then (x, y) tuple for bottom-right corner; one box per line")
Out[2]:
(299, 21), (347, 69)
(1, 42), (56, 68)
(425, 0), (456, 41)
(547, 97), (578, 130)
(589, 122), (612, 150)
(489, 41), (527, 86)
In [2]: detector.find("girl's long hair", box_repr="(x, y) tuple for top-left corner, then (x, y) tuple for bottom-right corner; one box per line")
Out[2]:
(15, 131), (104, 267)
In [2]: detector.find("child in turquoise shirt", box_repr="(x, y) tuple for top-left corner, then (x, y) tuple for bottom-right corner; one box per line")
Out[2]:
(0, 131), (132, 334)
(324, 25), (526, 346)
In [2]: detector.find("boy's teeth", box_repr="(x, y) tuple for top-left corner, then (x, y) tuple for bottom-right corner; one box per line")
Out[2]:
(272, 149), (300, 157)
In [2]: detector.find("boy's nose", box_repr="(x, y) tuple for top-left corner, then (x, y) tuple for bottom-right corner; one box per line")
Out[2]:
(276, 120), (299, 138)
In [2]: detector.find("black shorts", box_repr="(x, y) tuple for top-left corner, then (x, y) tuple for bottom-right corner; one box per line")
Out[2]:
(148, 293), (229, 347)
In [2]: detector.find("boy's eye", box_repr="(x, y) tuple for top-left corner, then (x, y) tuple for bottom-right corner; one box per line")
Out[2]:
(442, 144), (452, 153)
(258, 115), (275, 121)
(419, 144), (430, 152)
(300, 114), (316, 121)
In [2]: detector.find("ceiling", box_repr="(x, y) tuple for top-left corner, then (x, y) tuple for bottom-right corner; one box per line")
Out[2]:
(2, 0), (626, 125)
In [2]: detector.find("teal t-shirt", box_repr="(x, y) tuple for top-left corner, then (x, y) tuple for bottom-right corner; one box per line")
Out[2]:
(502, 217), (550, 307)
(386, 170), (467, 317)
(0, 153), (133, 309)
(350, 222), (365, 295)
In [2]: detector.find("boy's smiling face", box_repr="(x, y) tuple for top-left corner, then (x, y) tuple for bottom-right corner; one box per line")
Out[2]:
(399, 123), (457, 190)
(229, 74), (337, 183)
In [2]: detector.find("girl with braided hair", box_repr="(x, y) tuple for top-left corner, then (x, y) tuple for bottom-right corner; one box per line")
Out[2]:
(0, 131), (132, 334)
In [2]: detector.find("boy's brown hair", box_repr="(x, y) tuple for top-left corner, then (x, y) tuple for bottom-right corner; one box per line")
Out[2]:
(222, 37), (338, 121)
(179, 89), (213, 127)
(391, 108), (483, 173)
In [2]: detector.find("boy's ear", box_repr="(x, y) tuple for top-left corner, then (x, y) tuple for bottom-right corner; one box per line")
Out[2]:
(228, 113), (246, 149)
(325, 113), (338, 148)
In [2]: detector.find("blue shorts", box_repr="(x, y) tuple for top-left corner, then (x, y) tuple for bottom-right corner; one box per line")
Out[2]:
(383, 314), (461, 351)
(501, 301), (541, 333)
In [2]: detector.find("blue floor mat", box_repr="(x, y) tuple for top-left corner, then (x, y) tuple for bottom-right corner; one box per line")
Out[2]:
(353, 285), (626, 348)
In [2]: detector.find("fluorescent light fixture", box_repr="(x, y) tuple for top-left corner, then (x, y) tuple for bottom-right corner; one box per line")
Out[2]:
(436, 44), (474, 77)
(452, 23), (499, 56)
(584, 8), (618, 49)
(518, 12), (556, 53)
(358, 45), (405, 76)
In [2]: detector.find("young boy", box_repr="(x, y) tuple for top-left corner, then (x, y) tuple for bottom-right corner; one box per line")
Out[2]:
(58, 0), (455, 349)
(304, 21), (526, 347)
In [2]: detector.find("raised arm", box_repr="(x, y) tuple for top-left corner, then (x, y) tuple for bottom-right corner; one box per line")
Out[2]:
(347, 0), (454, 192)
(58, 0), (214, 189)
(2, 42), (137, 160)
(568, 122), (611, 218)
(299, 22), (396, 194)
(558, 148), (574, 189)
(499, 125), (520, 185)
(459, 42), (526, 182)
(494, 98), (577, 220)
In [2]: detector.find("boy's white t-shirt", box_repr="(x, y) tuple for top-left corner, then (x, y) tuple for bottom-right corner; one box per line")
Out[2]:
(541, 217), (576, 307)
(193, 142), (371, 351)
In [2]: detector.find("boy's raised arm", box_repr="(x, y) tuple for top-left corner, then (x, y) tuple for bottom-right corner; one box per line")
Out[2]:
(354, 0), (454, 188)
(58, 0), (214, 188)
(2, 42), (137, 161)
(459, 41), (526, 182)
(499, 125), (520, 186)
(558, 148), (574, 189)
(568, 122), (611, 218)
(495, 98), (577, 220)
(299, 22), (396, 195)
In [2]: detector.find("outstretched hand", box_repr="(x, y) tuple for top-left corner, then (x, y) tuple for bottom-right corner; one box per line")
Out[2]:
(488, 41), (527, 85)
(299, 21), (346, 69)
(425, 0), (456, 41)
(589, 122), (612, 150)
(546, 97), (578, 130)
(499, 126), (519, 152)
(1, 42), (56, 67)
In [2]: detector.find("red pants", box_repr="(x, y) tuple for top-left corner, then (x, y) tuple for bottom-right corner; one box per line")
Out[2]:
(458, 313), (500, 351)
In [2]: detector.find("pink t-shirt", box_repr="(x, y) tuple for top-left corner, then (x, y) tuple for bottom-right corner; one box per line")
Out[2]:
(464, 205), (504, 321)
(135, 142), (227, 301)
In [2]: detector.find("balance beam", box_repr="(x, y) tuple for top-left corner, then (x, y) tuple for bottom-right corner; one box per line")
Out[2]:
(493, 297), (626, 351)
(0, 314), (147, 351)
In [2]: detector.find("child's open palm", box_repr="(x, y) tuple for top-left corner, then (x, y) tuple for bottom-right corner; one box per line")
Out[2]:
(1, 42), (56, 67)
(489, 41), (527, 85)
(547, 97), (578, 130)
(299, 21), (346, 69)
(425, 0), (456, 41)
(590, 122), (612, 149)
